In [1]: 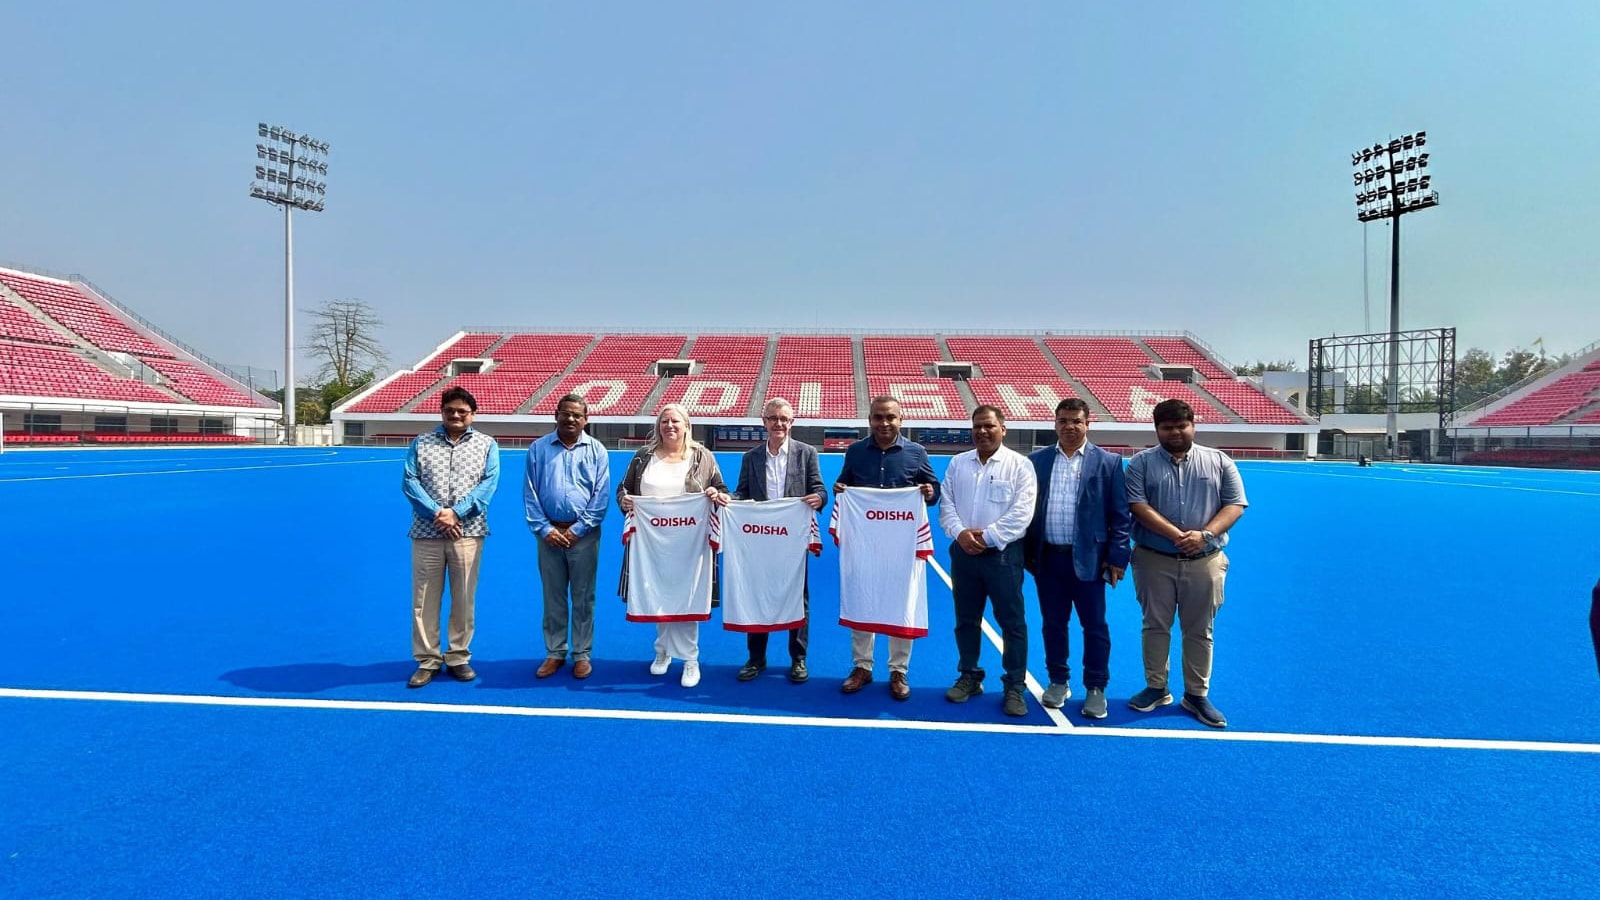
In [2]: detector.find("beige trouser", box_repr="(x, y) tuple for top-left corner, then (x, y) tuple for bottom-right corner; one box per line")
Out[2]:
(850, 629), (912, 675)
(411, 536), (484, 668)
(1131, 546), (1228, 697)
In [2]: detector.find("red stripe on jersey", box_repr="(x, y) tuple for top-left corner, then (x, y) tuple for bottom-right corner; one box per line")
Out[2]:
(722, 617), (807, 633)
(839, 617), (929, 639)
(625, 612), (713, 623)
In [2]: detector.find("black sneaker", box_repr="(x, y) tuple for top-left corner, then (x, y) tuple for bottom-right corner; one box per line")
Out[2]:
(737, 660), (765, 682)
(1128, 687), (1173, 712)
(1181, 694), (1228, 728)
(945, 672), (984, 703)
(1002, 686), (1027, 717)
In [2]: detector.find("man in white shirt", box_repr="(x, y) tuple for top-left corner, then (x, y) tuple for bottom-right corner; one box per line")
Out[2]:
(938, 405), (1038, 717)
(731, 398), (826, 683)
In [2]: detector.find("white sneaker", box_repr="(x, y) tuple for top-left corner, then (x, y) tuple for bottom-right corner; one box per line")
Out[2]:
(681, 660), (701, 688)
(650, 654), (670, 676)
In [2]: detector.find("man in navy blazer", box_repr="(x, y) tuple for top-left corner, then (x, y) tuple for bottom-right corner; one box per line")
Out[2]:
(732, 398), (827, 683)
(1023, 398), (1133, 718)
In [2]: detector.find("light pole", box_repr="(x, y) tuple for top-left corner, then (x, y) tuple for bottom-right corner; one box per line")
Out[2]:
(1351, 131), (1438, 458)
(250, 123), (329, 445)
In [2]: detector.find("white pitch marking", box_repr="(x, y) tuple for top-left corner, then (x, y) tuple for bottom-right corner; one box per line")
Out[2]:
(1266, 467), (1600, 498)
(0, 458), (394, 484)
(926, 557), (1073, 730)
(0, 449), (345, 468)
(3, 687), (1598, 755)
(1063, 724), (1600, 755)
(0, 688), (1058, 737)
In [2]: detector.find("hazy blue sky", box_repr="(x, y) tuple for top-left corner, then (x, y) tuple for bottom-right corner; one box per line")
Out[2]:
(2, 1), (1596, 380)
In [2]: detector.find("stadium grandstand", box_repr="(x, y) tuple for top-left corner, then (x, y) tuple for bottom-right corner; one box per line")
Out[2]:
(0, 263), (278, 445)
(334, 328), (1318, 457)
(1444, 339), (1600, 467)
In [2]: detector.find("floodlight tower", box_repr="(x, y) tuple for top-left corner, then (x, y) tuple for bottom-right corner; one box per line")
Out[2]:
(1350, 131), (1438, 458)
(250, 124), (329, 444)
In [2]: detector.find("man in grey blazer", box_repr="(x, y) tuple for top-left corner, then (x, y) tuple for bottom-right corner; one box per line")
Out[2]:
(1023, 398), (1133, 718)
(732, 398), (827, 683)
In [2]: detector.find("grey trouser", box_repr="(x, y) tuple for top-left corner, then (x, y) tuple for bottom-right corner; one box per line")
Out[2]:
(539, 528), (600, 661)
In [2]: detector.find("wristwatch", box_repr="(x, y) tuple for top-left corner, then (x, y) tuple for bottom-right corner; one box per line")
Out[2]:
(1201, 530), (1216, 548)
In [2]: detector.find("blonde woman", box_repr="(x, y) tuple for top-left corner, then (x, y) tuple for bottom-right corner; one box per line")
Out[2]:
(617, 403), (730, 687)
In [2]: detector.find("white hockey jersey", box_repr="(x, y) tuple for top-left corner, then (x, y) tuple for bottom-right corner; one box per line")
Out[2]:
(622, 493), (719, 623)
(718, 498), (821, 633)
(829, 486), (934, 639)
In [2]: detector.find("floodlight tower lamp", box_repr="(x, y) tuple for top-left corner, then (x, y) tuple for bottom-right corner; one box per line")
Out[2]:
(1348, 130), (1439, 459)
(248, 122), (329, 445)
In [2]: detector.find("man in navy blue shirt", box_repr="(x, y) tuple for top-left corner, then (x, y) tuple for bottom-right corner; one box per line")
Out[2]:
(833, 395), (941, 701)
(1590, 578), (1599, 679)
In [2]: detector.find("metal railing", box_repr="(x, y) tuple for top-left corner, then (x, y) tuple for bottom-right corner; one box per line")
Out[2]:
(1452, 338), (1600, 417)
(72, 276), (278, 404)
(1437, 428), (1600, 470)
(460, 324), (1207, 339)
(1, 401), (279, 445)
(1, 259), (279, 407)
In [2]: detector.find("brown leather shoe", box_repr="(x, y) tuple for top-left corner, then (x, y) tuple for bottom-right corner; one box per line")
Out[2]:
(572, 659), (593, 679)
(536, 657), (564, 679)
(889, 671), (910, 701)
(840, 667), (873, 694)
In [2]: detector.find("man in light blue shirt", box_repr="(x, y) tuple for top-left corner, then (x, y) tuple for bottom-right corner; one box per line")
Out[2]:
(402, 387), (501, 688)
(524, 393), (611, 680)
(1124, 398), (1247, 728)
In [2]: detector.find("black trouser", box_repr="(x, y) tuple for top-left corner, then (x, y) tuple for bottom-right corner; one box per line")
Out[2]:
(747, 596), (809, 664)
(950, 541), (1028, 689)
(1036, 544), (1110, 689)
(1590, 578), (1600, 679)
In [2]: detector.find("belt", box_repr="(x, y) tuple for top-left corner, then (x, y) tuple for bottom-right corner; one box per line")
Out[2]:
(549, 520), (576, 530)
(1043, 543), (1073, 554)
(1138, 545), (1220, 561)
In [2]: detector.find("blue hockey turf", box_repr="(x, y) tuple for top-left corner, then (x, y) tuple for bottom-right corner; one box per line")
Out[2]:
(2, 447), (1598, 897)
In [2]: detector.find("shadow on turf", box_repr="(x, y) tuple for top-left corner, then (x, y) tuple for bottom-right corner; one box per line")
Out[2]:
(469, 657), (1061, 725)
(221, 661), (418, 692)
(214, 657), (1181, 728)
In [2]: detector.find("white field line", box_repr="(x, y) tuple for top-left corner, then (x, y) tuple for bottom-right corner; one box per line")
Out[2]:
(0, 688), (1058, 737)
(924, 557), (1073, 730)
(0, 458), (394, 483)
(4, 687), (1598, 755)
(1270, 467), (1600, 497)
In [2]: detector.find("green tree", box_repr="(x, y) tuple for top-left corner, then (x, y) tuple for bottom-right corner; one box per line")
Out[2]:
(1498, 348), (1542, 389)
(1343, 383), (1386, 413)
(1455, 347), (1496, 406)
(1233, 358), (1297, 376)
(1399, 387), (1439, 414)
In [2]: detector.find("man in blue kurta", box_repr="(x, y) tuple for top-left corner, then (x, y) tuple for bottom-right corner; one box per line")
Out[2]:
(401, 387), (501, 688)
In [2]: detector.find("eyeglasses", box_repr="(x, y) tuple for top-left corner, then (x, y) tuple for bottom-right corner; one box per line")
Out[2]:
(443, 407), (473, 417)
(762, 416), (793, 425)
